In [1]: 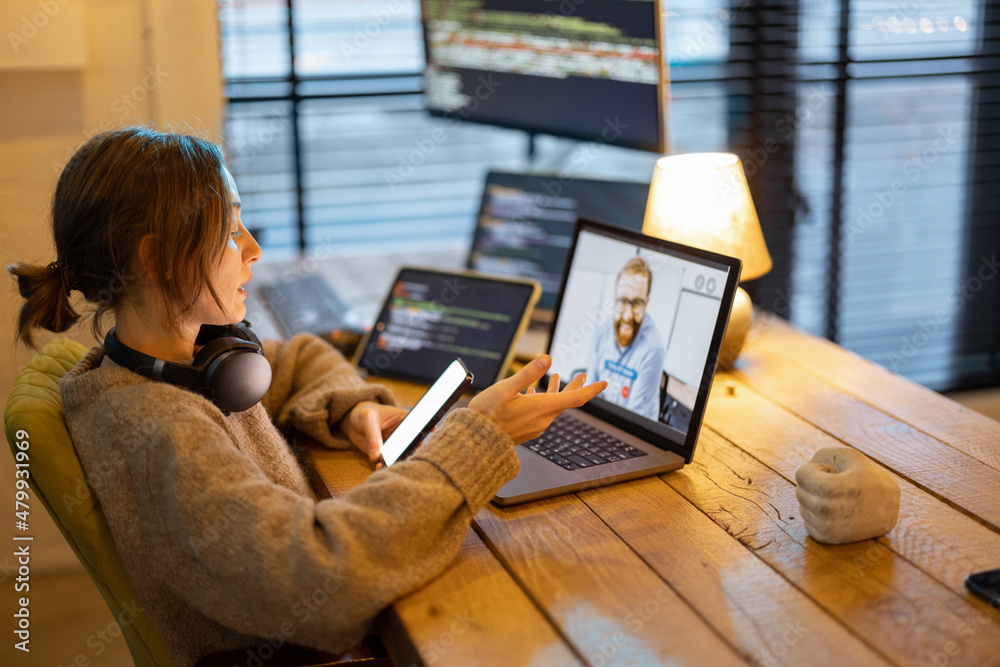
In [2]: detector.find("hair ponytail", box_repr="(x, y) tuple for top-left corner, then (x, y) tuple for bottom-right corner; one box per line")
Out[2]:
(9, 260), (81, 349)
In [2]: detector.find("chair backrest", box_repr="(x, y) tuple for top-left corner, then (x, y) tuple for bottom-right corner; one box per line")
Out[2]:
(4, 339), (175, 667)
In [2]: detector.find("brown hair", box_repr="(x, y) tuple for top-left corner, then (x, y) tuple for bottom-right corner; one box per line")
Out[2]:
(617, 255), (653, 297)
(9, 128), (233, 348)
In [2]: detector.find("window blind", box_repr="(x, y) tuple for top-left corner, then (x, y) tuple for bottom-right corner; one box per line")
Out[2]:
(218, 0), (1000, 391)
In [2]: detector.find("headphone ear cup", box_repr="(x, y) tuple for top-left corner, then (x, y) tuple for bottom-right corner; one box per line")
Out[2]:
(192, 336), (245, 367)
(193, 337), (272, 413)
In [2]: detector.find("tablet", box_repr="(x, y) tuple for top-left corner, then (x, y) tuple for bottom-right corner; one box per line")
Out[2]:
(355, 268), (540, 391)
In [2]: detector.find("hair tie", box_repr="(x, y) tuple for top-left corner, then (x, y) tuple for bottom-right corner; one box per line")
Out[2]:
(48, 261), (77, 292)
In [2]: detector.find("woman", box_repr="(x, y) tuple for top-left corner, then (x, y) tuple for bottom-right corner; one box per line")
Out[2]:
(10, 128), (605, 665)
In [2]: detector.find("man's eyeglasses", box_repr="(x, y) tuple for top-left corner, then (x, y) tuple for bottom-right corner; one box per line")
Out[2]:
(616, 297), (648, 312)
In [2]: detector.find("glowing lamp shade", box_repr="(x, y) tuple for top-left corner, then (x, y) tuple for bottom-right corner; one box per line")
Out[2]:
(643, 153), (772, 281)
(642, 153), (772, 368)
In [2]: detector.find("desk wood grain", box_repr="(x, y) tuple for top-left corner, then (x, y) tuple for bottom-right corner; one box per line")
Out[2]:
(747, 314), (1000, 472)
(306, 314), (1000, 666)
(308, 446), (581, 667)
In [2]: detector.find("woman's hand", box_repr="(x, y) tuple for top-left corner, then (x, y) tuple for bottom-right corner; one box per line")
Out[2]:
(468, 355), (607, 445)
(339, 401), (408, 467)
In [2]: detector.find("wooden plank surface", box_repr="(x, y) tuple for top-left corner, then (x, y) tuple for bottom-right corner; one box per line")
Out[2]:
(744, 313), (1000, 472)
(384, 528), (582, 667)
(578, 476), (890, 666)
(729, 350), (1000, 531)
(694, 364), (1000, 665)
(307, 446), (579, 667)
(474, 494), (745, 666)
(705, 372), (1000, 595)
(669, 428), (1000, 667)
(302, 311), (1000, 666)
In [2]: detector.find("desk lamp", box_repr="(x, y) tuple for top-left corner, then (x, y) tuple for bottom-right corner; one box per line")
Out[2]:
(642, 152), (771, 369)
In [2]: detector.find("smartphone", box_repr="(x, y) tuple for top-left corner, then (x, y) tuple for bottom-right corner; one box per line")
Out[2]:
(379, 359), (474, 467)
(965, 568), (1000, 609)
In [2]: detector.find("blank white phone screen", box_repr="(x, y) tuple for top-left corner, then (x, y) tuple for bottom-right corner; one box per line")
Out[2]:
(380, 360), (468, 465)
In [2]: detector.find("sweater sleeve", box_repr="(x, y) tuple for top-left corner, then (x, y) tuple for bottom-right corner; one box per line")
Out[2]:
(139, 406), (518, 654)
(259, 333), (396, 449)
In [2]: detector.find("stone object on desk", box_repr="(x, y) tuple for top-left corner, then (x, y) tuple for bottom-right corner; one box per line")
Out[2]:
(795, 447), (900, 545)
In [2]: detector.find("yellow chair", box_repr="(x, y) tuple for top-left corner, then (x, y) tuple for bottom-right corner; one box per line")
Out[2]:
(4, 338), (175, 665)
(4, 339), (390, 667)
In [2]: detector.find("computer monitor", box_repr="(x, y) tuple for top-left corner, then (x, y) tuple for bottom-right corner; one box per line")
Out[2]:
(420, 0), (669, 153)
(467, 170), (650, 313)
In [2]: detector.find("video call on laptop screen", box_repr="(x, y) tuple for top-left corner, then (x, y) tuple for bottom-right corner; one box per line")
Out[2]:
(548, 224), (735, 448)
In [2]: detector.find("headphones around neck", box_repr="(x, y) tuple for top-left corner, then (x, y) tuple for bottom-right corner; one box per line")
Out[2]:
(104, 321), (272, 413)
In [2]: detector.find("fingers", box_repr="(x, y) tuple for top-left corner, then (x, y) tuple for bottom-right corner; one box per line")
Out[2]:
(383, 407), (407, 437)
(499, 355), (552, 396)
(530, 380), (608, 412)
(577, 379), (607, 402)
(525, 386), (535, 395)
(564, 373), (586, 391)
(541, 372), (586, 395)
(365, 409), (382, 461)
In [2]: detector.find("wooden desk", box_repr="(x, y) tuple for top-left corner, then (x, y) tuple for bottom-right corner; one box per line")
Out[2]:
(307, 313), (1000, 666)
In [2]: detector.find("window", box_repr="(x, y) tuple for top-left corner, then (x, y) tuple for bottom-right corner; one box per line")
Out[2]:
(218, 0), (999, 391)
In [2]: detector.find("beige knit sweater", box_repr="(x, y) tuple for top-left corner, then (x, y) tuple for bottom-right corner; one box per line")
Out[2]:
(60, 333), (519, 666)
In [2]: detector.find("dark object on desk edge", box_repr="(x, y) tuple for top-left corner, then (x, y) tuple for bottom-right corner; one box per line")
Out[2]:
(965, 568), (1000, 609)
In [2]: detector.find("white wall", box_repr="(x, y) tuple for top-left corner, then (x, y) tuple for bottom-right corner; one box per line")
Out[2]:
(0, 0), (224, 573)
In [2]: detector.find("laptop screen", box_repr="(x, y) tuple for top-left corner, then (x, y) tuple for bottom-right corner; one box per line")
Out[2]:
(467, 171), (650, 313)
(547, 220), (742, 460)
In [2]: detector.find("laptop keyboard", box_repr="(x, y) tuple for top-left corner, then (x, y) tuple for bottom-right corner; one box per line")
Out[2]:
(258, 274), (351, 337)
(524, 413), (648, 470)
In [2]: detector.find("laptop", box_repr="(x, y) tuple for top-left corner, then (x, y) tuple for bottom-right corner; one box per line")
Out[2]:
(256, 273), (367, 356)
(493, 219), (742, 505)
(465, 170), (650, 358)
